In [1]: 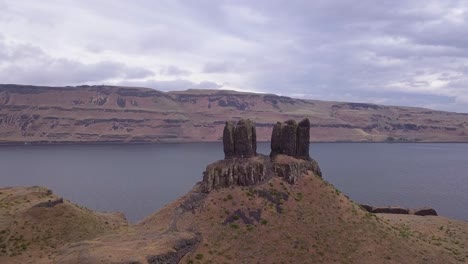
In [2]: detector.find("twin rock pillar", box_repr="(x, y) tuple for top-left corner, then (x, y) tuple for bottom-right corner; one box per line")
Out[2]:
(223, 118), (311, 160)
(270, 118), (311, 160)
(223, 119), (257, 159)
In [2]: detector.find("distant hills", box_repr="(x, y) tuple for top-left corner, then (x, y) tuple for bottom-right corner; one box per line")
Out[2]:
(1, 84), (468, 145)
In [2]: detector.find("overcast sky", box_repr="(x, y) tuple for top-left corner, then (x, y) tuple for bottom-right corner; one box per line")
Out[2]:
(1, 1), (468, 112)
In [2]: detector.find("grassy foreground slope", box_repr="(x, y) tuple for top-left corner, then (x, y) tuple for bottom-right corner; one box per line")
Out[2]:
(0, 186), (127, 263)
(141, 169), (467, 264)
(1, 168), (467, 263)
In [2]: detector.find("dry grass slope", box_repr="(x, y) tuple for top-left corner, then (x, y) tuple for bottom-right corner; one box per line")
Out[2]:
(0, 166), (466, 263)
(0, 186), (127, 263)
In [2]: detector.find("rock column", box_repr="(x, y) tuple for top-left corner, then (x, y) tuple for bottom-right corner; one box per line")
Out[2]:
(296, 118), (311, 159)
(270, 122), (282, 156)
(281, 120), (298, 156)
(223, 119), (257, 159)
(270, 118), (311, 160)
(223, 122), (235, 158)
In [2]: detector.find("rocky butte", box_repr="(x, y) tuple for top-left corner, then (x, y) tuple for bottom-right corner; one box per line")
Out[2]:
(202, 118), (322, 192)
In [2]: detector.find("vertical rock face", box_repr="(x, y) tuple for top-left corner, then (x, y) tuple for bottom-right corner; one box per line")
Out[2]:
(281, 120), (298, 156)
(201, 155), (273, 192)
(270, 118), (311, 160)
(223, 119), (257, 159)
(296, 118), (311, 159)
(234, 120), (254, 158)
(223, 122), (235, 159)
(272, 155), (322, 184)
(251, 125), (257, 155)
(270, 122), (282, 156)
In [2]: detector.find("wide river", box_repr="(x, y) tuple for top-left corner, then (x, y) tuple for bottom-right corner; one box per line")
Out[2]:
(0, 143), (466, 222)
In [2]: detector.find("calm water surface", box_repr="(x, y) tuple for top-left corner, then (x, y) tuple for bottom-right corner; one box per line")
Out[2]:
(0, 143), (466, 222)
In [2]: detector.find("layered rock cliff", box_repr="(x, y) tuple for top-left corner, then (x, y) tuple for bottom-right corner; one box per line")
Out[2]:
(1, 84), (468, 144)
(201, 155), (273, 192)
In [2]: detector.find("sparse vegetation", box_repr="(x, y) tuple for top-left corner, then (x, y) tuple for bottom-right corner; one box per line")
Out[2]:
(1, 169), (467, 263)
(295, 192), (304, 201)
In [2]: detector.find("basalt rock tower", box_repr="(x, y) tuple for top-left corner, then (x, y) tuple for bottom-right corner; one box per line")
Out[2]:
(270, 118), (311, 160)
(202, 118), (321, 192)
(223, 119), (257, 159)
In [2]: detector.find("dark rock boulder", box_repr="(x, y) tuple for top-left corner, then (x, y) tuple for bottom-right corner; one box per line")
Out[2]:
(296, 118), (311, 159)
(360, 204), (374, 213)
(360, 204), (438, 216)
(223, 121), (235, 159)
(411, 207), (438, 216)
(281, 119), (298, 156)
(371, 207), (410, 214)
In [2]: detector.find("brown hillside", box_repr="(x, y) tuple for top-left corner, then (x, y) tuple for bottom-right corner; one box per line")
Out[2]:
(0, 186), (127, 263)
(142, 171), (466, 264)
(1, 84), (468, 144)
(1, 163), (467, 263)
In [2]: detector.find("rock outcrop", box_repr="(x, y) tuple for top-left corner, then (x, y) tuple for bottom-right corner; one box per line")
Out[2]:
(223, 119), (256, 159)
(372, 207), (410, 214)
(33, 198), (64, 208)
(411, 207), (438, 216)
(201, 155), (273, 193)
(360, 204), (438, 216)
(270, 118), (311, 160)
(202, 118), (322, 192)
(272, 154), (322, 184)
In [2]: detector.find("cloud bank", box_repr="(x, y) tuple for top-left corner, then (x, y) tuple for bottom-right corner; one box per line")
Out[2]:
(1, 0), (468, 112)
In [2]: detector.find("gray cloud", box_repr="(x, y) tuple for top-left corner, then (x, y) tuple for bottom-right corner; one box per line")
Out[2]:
(203, 61), (235, 73)
(160, 65), (191, 76)
(0, 36), (154, 85)
(1, 0), (468, 112)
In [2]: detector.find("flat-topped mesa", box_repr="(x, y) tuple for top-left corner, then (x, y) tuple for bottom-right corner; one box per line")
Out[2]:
(223, 119), (257, 159)
(270, 118), (311, 160)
